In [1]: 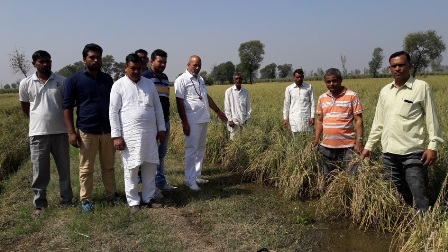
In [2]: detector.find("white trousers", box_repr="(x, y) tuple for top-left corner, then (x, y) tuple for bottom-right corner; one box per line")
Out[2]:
(124, 162), (157, 206)
(185, 123), (208, 184)
(228, 123), (247, 140)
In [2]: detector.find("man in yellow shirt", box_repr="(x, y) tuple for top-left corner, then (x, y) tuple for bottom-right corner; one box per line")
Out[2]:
(361, 51), (443, 211)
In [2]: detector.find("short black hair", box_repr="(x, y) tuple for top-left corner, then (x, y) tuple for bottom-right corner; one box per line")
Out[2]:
(82, 43), (103, 58)
(389, 51), (411, 64)
(32, 50), (51, 62)
(293, 69), (304, 75)
(125, 53), (143, 65)
(135, 49), (148, 55)
(150, 49), (168, 61)
(324, 68), (342, 80)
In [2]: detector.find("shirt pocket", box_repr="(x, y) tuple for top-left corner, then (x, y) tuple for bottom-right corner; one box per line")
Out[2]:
(397, 99), (421, 118)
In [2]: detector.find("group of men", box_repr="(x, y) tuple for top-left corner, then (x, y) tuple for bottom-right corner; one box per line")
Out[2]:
(19, 43), (251, 216)
(283, 51), (442, 212)
(19, 44), (441, 217)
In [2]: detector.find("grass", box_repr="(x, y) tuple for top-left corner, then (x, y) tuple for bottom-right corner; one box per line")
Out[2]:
(2, 75), (448, 251)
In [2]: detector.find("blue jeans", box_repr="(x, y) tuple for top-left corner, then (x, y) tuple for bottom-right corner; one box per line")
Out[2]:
(318, 145), (359, 182)
(156, 121), (170, 188)
(382, 152), (430, 211)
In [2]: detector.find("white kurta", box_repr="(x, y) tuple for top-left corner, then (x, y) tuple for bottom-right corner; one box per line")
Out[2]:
(224, 85), (252, 126)
(109, 76), (165, 169)
(283, 82), (315, 132)
(174, 70), (211, 124)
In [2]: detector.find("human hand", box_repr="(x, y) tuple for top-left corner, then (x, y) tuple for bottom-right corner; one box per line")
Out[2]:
(310, 139), (319, 149)
(360, 149), (371, 160)
(228, 121), (235, 127)
(354, 140), (364, 154)
(157, 131), (166, 144)
(182, 121), (190, 136)
(113, 137), (126, 151)
(68, 132), (80, 148)
(283, 120), (289, 128)
(309, 118), (315, 126)
(421, 149), (437, 166)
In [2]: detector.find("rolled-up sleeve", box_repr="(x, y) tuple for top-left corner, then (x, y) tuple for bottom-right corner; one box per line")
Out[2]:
(424, 84), (444, 150)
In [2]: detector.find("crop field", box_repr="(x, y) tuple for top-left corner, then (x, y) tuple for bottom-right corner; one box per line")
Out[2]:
(169, 75), (448, 251)
(0, 75), (447, 251)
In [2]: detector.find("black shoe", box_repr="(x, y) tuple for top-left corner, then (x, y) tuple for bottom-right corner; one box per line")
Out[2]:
(109, 193), (124, 204)
(60, 200), (76, 207)
(145, 199), (163, 209)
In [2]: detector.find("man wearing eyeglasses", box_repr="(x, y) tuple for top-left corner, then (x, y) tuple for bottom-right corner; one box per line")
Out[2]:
(135, 49), (149, 72)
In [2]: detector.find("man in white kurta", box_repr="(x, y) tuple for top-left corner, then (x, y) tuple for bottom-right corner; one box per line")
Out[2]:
(224, 73), (252, 140)
(283, 69), (315, 135)
(175, 55), (227, 191)
(109, 54), (165, 211)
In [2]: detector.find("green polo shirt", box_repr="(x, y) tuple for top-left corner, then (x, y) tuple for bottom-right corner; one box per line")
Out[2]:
(365, 77), (443, 154)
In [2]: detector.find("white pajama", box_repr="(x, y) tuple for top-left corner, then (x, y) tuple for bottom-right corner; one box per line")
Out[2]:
(185, 123), (208, 184)
(124, 162), (157, 206)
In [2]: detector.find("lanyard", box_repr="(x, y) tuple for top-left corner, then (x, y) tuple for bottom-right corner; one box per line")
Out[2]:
(190, 77), (202, 100)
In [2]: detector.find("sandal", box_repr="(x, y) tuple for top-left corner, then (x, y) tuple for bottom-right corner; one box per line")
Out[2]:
(31, 208), (42, 219)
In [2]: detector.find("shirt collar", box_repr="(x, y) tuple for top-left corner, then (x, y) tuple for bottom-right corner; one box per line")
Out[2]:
(125, 75), (140, 85)
(31, 72), (55, 81)
(232, 85), (242, 90)
(391, 77), (415, 89)
(83, 68), (103, 79)
(294, 82), (307, 88)
(325, 86), (347, 98)
(185, 69), (202, 82)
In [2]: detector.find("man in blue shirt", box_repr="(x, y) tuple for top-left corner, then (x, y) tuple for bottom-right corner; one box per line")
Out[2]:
(63, 43), (119, 213)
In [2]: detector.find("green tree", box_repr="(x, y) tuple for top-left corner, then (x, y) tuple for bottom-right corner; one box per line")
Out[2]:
(317, 67), (324, 76)
(200, 71), (214, 85)
(368, 47), (384, 78)
(430, 56), (443, 72)
(235, 63), (248, 82)
(259, 63), (277, 79)
(403, 30), (446, 77)
(101, 55), (125, 81)
(277, 64), (293, 78)
(3, 84), (11, 89)
(340, 54), (347, 75)
(56, 55), (125, 81)
(11, 83), (18, 89)
(111, 61), (125, 81)
(9, 47), (31, 78)
(238, 40), (265, 84)
(211, 61), (235, 84)
(56, 61), (84, 77)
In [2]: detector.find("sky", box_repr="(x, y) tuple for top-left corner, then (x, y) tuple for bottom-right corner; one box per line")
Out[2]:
(1, 0), (447, 85)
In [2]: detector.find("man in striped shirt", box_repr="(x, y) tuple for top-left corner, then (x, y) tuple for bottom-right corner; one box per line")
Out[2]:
(311, 68), (364, 181)
(142, 49), (177, 196)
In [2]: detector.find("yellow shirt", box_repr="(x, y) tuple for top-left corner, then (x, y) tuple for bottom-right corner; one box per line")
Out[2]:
(364, 77), (443, 154)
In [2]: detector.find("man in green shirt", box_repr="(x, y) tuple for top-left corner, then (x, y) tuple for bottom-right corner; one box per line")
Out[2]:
(361, 51), (443, 211)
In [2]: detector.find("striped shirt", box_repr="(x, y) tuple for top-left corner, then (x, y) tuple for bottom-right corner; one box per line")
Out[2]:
(316, 87), (363, 148)
(142, 69), (170, 121)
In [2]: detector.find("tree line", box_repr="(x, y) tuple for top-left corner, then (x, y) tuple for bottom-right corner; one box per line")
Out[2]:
(6, 30), (447, 89)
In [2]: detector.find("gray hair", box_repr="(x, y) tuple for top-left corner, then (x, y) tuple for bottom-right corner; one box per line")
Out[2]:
(324, 68), (342, 80)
